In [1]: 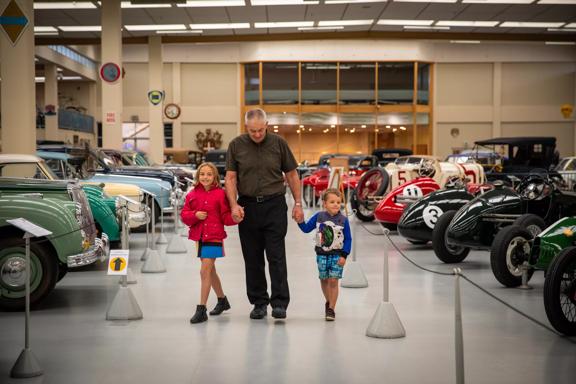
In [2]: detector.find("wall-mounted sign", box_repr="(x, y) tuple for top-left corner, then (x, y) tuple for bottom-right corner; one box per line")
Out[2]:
(107, 250), (129, 276)
(148, 90), (164, 106)
(0, 0), (29, 46)
(105, 112), (116, 124)
(164, 103), (181, 119)
(100, 62), (121, 83)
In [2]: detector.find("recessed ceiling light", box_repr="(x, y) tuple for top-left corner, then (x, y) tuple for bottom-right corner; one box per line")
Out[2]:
(385, 125), (391, 128)
(331, 124), (336, 128)
(126, 25), (186, 31)
(326, 0), (386, 3)
(437, 21), (499, 27)
(545, 41), (576, 45)
(400, 126), (407, 130)
(252, 0), (319, 5)
(59, 26), (102, 32)
(296, 130), (301, 133)
(378, 20), (434, 26)
(563, 23), (576, 28)
(34, 2), (96, 9)
(538, 0), (576, 3)
(177, 0), (246, 6)
(189, 23), (250, 29)
(298, 26), (345, 30)
(35, 32), (59, 36)
(395, 0), (456, 2)
(500, 22), (564, 28)
(393, 128), (398, 132)
(319, 20), (374, 27)
(450, 40), (481, 44)
(299, 125), (304, 128)
(375, 129), (379, 132)
(35, 26), (58, 32)
(274, 125), (279, 128)
(308, 128), (312, 132)
(361, 125), (367, 128)
(462, 0), (533, 3)
(548, 28), (576, 32)
(404, 26), (450, 30)
(256, 22), (314, 28)
(156, 30), (203, 34)
(121, 2), (171, 8)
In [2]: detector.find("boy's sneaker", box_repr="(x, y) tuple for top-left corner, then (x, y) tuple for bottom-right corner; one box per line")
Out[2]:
(325, 308), (335, 321)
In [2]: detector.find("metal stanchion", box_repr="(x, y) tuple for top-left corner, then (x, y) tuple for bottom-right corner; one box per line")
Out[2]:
(454, 268), (465, 384)
(141, 189), (167, 273)
(341, 213), (368, 288)
(518, 262), (533, 290)
(141, 192), (150, 261)
(119, 197), (138, 284)
(6, 219), (50, 378)
(156, 185), (171, 245)
(107, 200), (143, 321)
(366, 228), (406, 339)
(166, 185), (188, 254)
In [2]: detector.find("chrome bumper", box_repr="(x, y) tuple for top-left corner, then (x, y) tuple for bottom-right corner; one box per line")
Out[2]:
(128, 210), (148, 227)
(67, 240), (102, 268)
(98, 233), (110, 261)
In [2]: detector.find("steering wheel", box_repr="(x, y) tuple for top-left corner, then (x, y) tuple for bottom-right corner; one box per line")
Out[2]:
(418, 159), (436, 178)
(516, 174), (553, 201)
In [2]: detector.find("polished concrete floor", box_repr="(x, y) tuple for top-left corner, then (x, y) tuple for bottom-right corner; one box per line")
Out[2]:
(1, 204), (575, 384)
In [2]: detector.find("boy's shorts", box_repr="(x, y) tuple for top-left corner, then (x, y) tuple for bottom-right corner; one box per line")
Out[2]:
(316, 254), (343, 280)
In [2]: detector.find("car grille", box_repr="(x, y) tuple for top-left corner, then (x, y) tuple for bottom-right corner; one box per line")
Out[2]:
(67, 183), (97, 244)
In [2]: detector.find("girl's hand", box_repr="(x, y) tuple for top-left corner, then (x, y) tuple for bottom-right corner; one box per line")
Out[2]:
(195, 211), (207, 220)
(337, 257), (346, 267)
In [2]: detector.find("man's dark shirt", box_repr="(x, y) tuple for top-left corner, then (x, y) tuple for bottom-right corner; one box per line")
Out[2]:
(226, 132), (298, 197)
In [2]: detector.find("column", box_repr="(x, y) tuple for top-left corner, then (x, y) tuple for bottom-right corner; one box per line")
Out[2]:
(87, 82), (98, 146)
(0, 0), (35, 154)
(44, 63), (59, 141)
(172, 62), (182, 148)
(492, 62), (502, 138)
(101, 0), (123, 149)
(148, 36), (164, 164)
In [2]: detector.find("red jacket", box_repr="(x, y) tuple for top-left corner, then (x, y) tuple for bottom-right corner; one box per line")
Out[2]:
(180, 184), (237, 242)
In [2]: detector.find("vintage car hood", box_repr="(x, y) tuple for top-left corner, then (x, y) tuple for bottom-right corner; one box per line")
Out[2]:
(80, 181), (142, 202)
(98, 168), (175, 186)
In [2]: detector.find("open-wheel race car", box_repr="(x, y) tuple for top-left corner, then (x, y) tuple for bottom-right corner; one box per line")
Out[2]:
(351, 156), (484, 222)
(433, 172), (576, 265)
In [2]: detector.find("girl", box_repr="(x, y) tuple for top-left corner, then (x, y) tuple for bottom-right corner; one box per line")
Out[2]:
(181, 162), (238, 324)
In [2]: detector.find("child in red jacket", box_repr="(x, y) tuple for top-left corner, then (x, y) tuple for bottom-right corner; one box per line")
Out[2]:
(181, 162), (238, 324)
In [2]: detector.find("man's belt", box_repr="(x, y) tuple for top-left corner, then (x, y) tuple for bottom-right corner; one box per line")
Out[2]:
(239, 192), (284, 204)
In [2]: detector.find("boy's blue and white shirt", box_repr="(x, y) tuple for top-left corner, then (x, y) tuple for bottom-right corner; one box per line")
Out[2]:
(298, 211), (352, 258)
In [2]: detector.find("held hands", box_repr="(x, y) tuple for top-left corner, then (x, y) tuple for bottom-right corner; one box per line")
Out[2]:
(292, 205), (304, 223)
(195, 211), (207, 220)
(231, 204), (245, 223)
(337, 257), (346, 267)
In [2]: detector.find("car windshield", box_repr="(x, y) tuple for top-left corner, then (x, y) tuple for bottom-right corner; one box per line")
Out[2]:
(0, 161), (57, 180)
(557, 158), (576, 171)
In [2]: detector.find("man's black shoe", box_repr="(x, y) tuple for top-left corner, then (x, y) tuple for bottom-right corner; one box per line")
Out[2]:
(250, 305), (267, 319)
(271, 307), (287, 319)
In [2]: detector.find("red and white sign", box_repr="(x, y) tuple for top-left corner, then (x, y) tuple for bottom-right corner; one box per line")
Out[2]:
(105, 112), (116, 124)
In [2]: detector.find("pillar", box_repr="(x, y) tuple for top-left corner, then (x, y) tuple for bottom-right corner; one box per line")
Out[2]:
(44, 63), (58, 141)
(172, 62), (182, 148)
(492, 62), (502, 138)
(148, 35), (164, 164)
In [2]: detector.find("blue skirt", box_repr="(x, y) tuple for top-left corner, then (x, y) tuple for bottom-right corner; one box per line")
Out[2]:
(197, 241), (224, 259)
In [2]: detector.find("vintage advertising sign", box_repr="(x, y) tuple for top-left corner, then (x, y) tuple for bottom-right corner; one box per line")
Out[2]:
(0, 0), (29, 46)
(148, 90), (164, 106)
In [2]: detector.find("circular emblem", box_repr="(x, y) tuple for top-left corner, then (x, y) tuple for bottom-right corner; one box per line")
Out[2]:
(402, 185), (423, 198)
(100, 62), (121, 83)
(423, 205), (443, 229)
(164, 103), (181, 119)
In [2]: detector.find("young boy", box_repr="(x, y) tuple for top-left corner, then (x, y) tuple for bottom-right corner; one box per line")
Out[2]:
(298, 188), (352, 321)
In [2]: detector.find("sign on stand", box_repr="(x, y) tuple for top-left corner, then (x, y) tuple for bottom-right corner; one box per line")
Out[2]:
(107, 250), (129, 276)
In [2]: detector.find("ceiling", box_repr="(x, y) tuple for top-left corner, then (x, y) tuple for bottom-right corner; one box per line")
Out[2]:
(29, 0), (576, 43)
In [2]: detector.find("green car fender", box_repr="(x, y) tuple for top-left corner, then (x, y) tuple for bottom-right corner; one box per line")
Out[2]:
(81, 185), (120, 242)
(533, 217), (576, 269)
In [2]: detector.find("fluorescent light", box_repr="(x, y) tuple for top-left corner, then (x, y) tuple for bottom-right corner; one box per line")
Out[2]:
(189, 23), (250, 29)
(539, 0), (576, 3)
(34, 2), (96, 9)
(125, 24), (186, 31)
(437, 21), (499, 27)
(450, 40), (481, 44)
(326, 0), (386, 3)
(548, 28), (576, 32)
(35, 26), (58, 32)
(121, 2), (171, 7)
(462, 0), (533, 3)
(395, 0), (456, 2)
(252, 0), (319, 5)
(62, 76), (83, 80)
(177, 0), (246, 6)
(318, 20), (373, 26)
(404, 26), (450, 30)
(256, 21), (314, 28)
(545, 41), (576, 45)
(400, 126), (407, 130)
(35, 32), (58, 36)
(35, 77), (45, 82)
(59, 26), (102, 32)
(156, 30), (203, 34)
(500, 22), (564, 28)
(564, 23), (576, 28)
(378, 19), (434, 26)
(298, 26), (345, 30)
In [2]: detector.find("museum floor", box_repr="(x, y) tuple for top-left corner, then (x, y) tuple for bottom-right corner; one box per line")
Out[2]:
(0, 202), (574, 384)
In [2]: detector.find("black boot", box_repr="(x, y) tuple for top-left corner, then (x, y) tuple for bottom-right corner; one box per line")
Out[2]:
(209, 296), (231, 316)
(190, 305), (208, 324)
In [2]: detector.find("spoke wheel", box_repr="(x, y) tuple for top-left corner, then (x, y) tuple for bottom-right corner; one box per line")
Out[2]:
(544, 247), (576, 336)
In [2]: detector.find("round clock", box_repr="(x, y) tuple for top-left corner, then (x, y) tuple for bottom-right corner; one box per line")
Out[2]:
(164, 103), (181, 119)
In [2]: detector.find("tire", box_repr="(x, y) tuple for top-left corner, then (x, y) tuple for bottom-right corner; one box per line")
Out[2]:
(513, 214), (547, 238)
(543, 247), (576, 336)
(380, 222), (397, 231)
(0, 237), (58, 310)
(355, 168), (389, 204)
(350, 189), (374, 222)
(490, 225), (535, 287)
(57, 264), (68, 282)
(432, 210), (470, 264)
(407, 239), (428, 245)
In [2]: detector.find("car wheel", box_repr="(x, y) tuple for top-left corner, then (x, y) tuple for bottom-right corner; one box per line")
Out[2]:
(350, 189), (374, 222)
(490, 225), (535, 287)
(57, 264), (68, 282)
(0, 237), (58, 310)
(543, 246), (576, 336)
(432, 210), (470, 263)
(513, 214), (546, 238)
(356, 168), (389, 205)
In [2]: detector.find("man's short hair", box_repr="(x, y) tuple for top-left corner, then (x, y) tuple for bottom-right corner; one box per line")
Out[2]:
(245, 108), (267, 125)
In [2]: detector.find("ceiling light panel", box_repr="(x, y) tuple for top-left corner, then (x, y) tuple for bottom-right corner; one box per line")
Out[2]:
(177, 0), (246, 6)
(462, 0), (534, 3)
(34, 2), (96, 9)
(35, 26), (58, 32)
(298, 26), (345, 30)
(318, 20), (374, 26)
(189, 23), (250, 29)
(395, 0), (457, 2)
(538, 0), (576, 3)
(156, 30), (204, 34)
(450, 40), (481, 43)
(545, 41), (576, 45)
(125, 24), (186, 31)
(121, 2), (171, 8)
(255, 21), (314, 28)
(548, 28), (576, 32)
(436, 21), (499, 27)
(404, 25), (450, 30)
(251, 0), (319, 5)
(378, 19), (434, 26)
(326, 0), (387, 3)
(563, 23), (576, 28)
(500, 22), (565, 28)
(59, 26), (102, 32)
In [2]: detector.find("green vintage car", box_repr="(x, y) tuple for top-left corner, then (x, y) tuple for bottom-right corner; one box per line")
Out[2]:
(0, 179), (108, 310)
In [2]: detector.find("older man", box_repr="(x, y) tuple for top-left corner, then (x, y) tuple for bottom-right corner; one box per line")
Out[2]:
(225, 108), (303, 320)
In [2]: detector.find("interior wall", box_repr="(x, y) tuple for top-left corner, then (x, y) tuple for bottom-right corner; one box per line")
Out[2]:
(181, 123), (237, 151)
(284, 131), (371, 163)
(436, 123), (493, 158)
(502, 122), (574, 158)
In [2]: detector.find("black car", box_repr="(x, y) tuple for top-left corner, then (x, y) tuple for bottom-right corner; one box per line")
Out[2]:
(204, 149), (227, 180)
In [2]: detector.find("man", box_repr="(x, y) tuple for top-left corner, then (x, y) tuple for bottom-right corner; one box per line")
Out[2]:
(225, 108), (304, 320)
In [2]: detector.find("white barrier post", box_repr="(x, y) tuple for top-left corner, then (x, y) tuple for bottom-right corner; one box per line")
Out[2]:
(166, 184), (188, 254)
(341, 214), (368, 288)
(118, 196), (138, 284)
(454, 268), (465, 384)
(518, 262), (533, 290)
(366, 228), (406, 339)
(106, 202), (143, 321)
(141, 189), (167, 273)
(156, 185), (170, 245)
(140, 192), (150, 261)
(6, 219), (49, 378)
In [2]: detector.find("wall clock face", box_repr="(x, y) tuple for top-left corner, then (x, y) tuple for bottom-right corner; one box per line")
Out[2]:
(164, 103), (181, 119)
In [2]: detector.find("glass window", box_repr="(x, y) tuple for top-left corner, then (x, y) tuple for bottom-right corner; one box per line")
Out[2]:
(262, 62), (298, 105)
(339, 63), (375, 105)
(244, 63), (260, 105)
(0, 163), (49, 179)
(378, 62), (414, 105)
(417, 63), (430, 105)
(301, 62), (337, 105)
